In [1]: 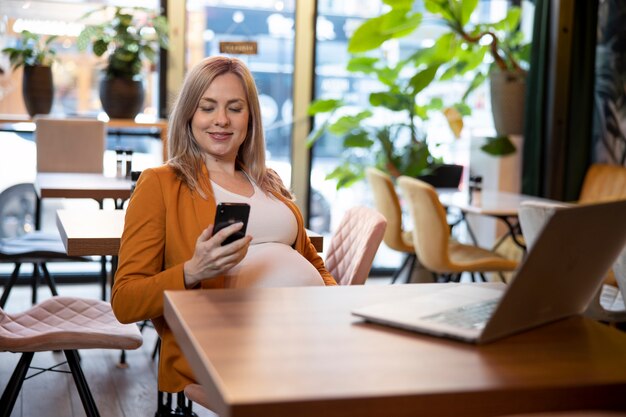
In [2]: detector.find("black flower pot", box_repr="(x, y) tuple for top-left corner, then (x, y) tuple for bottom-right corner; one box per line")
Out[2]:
(99, 77), (145, 119)
(417, 164), (464, 188)
(22, 65), (53, 117)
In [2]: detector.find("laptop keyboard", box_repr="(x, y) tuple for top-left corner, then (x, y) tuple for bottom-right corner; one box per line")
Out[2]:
(421, 299), (499, 330)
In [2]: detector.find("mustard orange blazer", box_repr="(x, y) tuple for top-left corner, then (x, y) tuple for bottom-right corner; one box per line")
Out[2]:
(111, 164), (336, 393)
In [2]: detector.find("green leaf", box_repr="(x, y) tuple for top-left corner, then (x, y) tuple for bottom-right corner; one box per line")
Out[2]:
(424, 0), (447, 15)
(462, 71), (487, 101)
(328, 111), (372, 135)
(460, 0), (479, 26)
(307, 99), (342, 115)
(376, 66), (401, 86)
(408, 64), (439, 94)
(343, 131), (375, 148)
(454, 102), (472, 116)
(431, 33), (457, 62)
(347, 14), (391, 53)
(384, 12), (422, 40)
(428, 97), (444, 110)
(348, 10), (421, 53)
(480, 135), (516, 156)
(93, 39), (109, 56)
(325, 163), (364, 190)
(424, 0), (455, 21)
(495, 7), (521, 31)
(347, 56), (379, 73)
(383, 0), (414, 9)
(440, 62), (464, 81)
(369, 92), (412, 111)
(306, 120), (330, 147)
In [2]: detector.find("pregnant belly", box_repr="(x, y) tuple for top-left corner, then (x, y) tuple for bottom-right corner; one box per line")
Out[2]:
(224, 242), (325, 288)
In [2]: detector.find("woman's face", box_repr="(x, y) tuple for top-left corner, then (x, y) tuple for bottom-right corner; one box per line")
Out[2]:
(191, 72), (250, 163)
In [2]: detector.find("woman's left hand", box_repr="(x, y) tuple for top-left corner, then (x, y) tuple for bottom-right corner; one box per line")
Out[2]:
(183, 222), (252, 288)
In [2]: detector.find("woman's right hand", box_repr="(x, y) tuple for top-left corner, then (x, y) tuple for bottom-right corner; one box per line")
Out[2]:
(183, 222), (252, 288)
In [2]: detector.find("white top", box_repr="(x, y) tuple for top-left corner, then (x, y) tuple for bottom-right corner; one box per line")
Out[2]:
(211, 174), (324, 288)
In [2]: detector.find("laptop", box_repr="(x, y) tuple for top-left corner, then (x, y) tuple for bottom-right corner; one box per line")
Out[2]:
(352, 199), (626, 344)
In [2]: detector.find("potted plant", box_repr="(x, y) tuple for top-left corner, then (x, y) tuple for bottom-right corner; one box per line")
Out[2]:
(308, 0), (528, 190)
(2, 30), (57, 117)
(77, 6), (168, 119)
(423, 0), (531, 138)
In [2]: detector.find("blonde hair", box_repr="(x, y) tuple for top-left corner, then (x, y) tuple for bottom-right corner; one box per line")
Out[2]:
(167, 56), (293, 200)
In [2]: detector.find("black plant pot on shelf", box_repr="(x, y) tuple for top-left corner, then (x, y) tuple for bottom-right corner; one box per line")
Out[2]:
(99, 77), (145, 119)
(417, 164), (464, 189)
(22, 65), (53, 117)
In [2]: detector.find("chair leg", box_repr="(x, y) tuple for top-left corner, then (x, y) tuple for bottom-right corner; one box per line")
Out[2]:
(155, 390), (197, 417)
(0, 351), (34, 417)
(101, 256), (108, 301)
(64, 349), (101, 417)
(0, 263), (22, 308)
(40, 263), (59, 296)
(391, 253), (416, 284)
(406, 254), (417, 284)
(152, 338), (161, 361)
(31, 263), (40, 305)
(156, 390), (173, 417)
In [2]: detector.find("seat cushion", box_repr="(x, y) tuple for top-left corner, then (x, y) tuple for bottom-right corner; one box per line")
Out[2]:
(446, 241), (518, 273)
(0, 296), (143, 352)
(0, 231), (87, 262)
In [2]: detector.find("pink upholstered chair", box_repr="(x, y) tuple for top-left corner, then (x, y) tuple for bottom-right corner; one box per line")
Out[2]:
(0, 296), (143, 417)
(324, 206), (387, 285)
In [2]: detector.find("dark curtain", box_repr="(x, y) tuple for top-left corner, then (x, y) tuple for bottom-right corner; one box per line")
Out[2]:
(522, 0), (599, 200)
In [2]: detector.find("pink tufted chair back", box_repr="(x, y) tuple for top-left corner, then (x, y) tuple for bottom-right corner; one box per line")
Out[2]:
(324, 206), (387, 286)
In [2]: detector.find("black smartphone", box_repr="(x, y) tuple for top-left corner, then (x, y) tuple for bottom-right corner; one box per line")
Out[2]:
(212, 202), (251, 245)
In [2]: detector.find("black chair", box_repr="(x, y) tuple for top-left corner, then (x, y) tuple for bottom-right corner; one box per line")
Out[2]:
(0, 183), (96, 308)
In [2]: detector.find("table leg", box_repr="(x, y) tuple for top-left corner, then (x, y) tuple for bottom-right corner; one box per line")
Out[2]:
(492, 216), (526, 251)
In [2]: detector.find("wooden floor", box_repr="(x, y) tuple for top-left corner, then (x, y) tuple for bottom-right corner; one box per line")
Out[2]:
(1, 283), (218, 417)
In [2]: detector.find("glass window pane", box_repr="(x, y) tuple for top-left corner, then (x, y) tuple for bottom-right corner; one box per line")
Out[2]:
(186, 1), (296, 186)
(310, 0), (533, 272)
(0, 1), (162, 118)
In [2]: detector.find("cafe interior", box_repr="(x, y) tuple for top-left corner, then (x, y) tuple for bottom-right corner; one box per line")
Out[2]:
(1, 0), (626, 416)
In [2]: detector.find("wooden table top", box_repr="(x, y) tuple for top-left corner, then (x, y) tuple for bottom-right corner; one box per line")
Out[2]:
(164, 284), (626, 417)
(56, 209), (324, 256)
(36, 172), (133, 200)
(438, 189), (561, 217)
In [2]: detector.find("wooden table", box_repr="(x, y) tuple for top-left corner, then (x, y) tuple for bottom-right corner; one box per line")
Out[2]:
(56, 209), (324, 256)
(0, 114), (169, 161)
(36, 173), (133, 202)
(164, 284), (626, 417)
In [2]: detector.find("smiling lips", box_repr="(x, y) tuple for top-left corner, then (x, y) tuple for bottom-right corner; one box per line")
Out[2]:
(209, 131), (232, 141)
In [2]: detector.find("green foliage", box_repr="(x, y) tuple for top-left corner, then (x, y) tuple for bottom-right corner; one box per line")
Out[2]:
(307, 0), (529, 189)
(480, 136), (516, 156)
(77, 6), (169, 80)
(2, 31), (57, 69)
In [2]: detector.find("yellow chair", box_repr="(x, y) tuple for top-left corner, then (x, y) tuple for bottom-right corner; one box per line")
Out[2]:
(578, 163), (626, 287)
(366, 168), (416, 283)
(397, 176), (518, 282)
(578, 163), (626, 204)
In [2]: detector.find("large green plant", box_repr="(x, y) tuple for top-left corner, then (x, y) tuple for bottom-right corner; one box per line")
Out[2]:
(77, 6), (168, 80)
(2, 31), (57, 69)
(308, 0), (528, 189)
